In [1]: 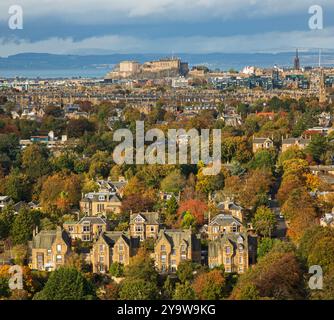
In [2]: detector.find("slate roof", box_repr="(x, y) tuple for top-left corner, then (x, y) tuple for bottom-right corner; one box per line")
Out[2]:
(130, 212), (160, 225)
(157, 229), (201, 252)
(31, 228), (71, 250)
(209, 214), (242, 227)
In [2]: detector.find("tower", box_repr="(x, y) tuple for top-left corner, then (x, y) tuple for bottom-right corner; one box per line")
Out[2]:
(294, 48), (300, 70)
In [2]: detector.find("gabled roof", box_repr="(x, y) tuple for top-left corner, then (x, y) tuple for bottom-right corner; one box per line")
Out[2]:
(253, 137), (273, 144)
(209, 214), (242, 227)
(130, 212), (160, 225)
(64, 216), (107, 226)
(31, 228), (71, 249)
(99, 231), (140, 249)
(157, 229), (201, 252)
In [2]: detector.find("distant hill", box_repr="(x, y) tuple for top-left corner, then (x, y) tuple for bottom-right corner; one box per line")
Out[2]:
(1, 51), (334, 72)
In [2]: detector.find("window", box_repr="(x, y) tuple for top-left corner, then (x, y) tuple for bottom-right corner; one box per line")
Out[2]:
(150, 226), (155, 232)
(99, 245), (104, 253)
(161, 254), (167, 263)
(231, 224), (238, 232)
(225, 257), (231, 264)
(99, 264), (105, 272)
(161, 245), (166, 252)
(135, 225), (144, 232)
(83, 225), (90, 232)
(56, 255), (62, 263)
(47, 249), (52, 255)
(82, 234), (90, 241)
(238, 245), (244, 253)
(225, 246), (231, 255)
(212, 226), (219, 233)
(239, 256), (243, 264)
(119, 255), (124, 263)
(118, 244), (124, 252)
(99, 256), (104, 263)
(56, 244), (62, 253)
(99, 195), (105, 201)
(68, 226), (74, 232)
(238, 266), (243, 273)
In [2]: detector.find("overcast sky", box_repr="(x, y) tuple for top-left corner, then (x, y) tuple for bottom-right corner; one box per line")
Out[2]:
(0, 0), (334, 56)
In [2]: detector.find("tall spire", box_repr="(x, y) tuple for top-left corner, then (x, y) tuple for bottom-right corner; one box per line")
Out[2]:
(294, 48), (300, 70)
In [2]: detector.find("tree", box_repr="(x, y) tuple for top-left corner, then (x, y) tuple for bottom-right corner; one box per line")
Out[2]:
(110, 262), (124, 278)
(11, 207), (38, 245)
(248, 150), (275, 171)
(173, 281), (196, 300)
(306, 134), (328, 164)
(160, 169), (186, 194)
(33, 267), (95, 300)
(257, 238), (276, 259)
(4, 169), (32, 202)
(119, 278), (159, 300)
(177, 199), (208, 226)
(176, 260), (196, 283)
(67, 119), (96, 138)
(252, 206), (277, 237)
(192, 270), (225, 300)
(40, 172), (82, 213)
(0, 205), (15, 239)
(181, 211), (197, 229)
(21, 144), (51, 180)
(231, 252), (305, 300)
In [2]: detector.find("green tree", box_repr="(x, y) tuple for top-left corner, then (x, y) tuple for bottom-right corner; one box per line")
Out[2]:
(33, 267), (95, 300)
(110, 262), (124, 277)
(119, 279), (159, 300)
(173, 281), (196, 300)
(10, 207), (38, 245)
(176, 260), (196, 283)
(252, 206), (277, 237)
(21, 144), (51, 180)
(160, 169), (186, 193)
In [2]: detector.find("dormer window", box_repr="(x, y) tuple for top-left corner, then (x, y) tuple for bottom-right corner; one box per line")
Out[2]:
(231, 223), (238, 233)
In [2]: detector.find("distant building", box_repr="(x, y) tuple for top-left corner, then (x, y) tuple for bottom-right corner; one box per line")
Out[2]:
(0, 196), (11, 211)
(281, 137), (311, 153)
(294, 49), (300, 70)
(252, 137), (274, 153)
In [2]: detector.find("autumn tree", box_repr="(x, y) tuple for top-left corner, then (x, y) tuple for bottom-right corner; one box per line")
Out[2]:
(192, 269), (225, 300)
(40, 172), (82, 213)
(21, 144), (51, 180)
(177, 199), (208, 226)
(231, 251), (305, 300)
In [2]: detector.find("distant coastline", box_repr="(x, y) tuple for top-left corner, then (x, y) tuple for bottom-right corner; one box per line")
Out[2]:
(1, 51), (334, 79)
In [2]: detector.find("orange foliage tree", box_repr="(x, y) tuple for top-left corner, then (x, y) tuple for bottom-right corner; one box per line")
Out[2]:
(177, 199), (208, 226)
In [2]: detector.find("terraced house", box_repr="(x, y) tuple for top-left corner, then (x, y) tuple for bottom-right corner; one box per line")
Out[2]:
(129, 211), (160, 241)
(63, 216), (108, 242)
(91, 231), (140, 273)
(208, 232), (249, 274)
(154, 229), (201, 273)
(80, 191), (122, 216)
(30, 227), (71, 271)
